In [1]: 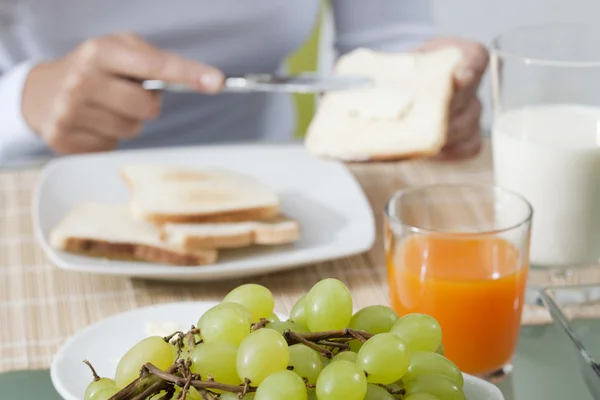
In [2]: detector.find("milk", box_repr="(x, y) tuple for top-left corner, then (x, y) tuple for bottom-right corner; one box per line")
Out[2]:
(492, 105), (600, 267)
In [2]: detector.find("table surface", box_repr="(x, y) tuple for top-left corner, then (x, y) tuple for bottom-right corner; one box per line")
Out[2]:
(1, 142), (600, 396)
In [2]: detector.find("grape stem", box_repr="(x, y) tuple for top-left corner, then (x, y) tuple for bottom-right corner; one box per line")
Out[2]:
(98, 327), (376, 400)
(83, 359), (100, 382)
(284, 330), (334, 358)
(178, 359), (193, 400)
(241, 378), (251, 397)
(286, 329), (373, 344)
(317, 340), (351, 350)
(347, 330), (368, 343)
(196, 387), (216, 400)
(156, 386), (175, 400)
(108, 364), (177, 400)
(251, 318), (270, 331)
(163, 331), (186, 343)
(145, 363), (255, 394)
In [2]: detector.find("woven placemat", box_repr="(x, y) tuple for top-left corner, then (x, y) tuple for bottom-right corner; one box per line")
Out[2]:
(1, 144), (598, 373)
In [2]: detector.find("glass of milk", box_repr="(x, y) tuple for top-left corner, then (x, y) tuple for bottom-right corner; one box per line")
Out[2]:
(491, 23), (600, 269)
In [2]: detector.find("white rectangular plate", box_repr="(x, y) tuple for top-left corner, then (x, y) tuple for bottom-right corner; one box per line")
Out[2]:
(33, 143), (375, 281)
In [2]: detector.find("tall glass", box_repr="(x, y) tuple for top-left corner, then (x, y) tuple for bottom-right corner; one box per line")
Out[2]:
(490, 23), (600, 269)
(385, 184), (532, 378)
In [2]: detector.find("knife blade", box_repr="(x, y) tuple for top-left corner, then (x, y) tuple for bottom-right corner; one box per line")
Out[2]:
(141, 73), (374, 94)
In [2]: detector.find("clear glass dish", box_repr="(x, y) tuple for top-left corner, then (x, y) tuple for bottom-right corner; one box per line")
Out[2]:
(539, 284), (600, 398)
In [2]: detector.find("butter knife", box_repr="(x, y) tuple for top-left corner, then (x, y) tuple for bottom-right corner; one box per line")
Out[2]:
(141, 73), (374, 94)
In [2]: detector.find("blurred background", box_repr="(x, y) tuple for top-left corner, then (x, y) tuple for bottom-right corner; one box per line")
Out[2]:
(289, 0), (600, 136)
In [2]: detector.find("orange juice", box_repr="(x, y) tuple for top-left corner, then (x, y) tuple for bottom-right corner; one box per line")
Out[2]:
(387, 235), (528, 375)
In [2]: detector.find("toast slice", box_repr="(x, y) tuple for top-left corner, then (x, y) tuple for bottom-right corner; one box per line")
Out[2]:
(121, 165), (280, 224)
(161, 215), (301, 250)
(305, 47), (464, 161)
(50, 203), (217, 266)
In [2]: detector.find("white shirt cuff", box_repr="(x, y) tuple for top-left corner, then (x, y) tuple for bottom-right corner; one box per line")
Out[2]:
(0, 61), (45, 161)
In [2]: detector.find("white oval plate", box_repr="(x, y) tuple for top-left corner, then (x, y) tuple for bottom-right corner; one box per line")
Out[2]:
(50, 302), (504, 400)
(33, 144), (375, 281)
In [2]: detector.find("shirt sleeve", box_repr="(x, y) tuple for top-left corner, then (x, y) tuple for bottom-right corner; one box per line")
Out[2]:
(0, 61), (45, 162)
(330, 0), (437, 55)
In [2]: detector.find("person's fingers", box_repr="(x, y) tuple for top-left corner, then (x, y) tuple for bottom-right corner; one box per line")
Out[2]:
(85, 75), (162, 120)
(416, 38), (489, 85)
(42, 97), (124, 153)
(437, 132), (483, 161)
(453, 41), (489, 88)
(76, 35), (224, 93)
(66, 131), (119, 154)
(451, 46), (488, 115)
(48, 129), (119, 154)
(72, 106), (143, 140)
(412, 38), (489, 116)
(446, 98), (482, 147)
(60, 56), (162, 121)
(451, 80), (480, 116)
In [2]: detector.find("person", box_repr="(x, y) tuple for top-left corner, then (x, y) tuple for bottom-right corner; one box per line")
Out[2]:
(0, 0), (488, 164)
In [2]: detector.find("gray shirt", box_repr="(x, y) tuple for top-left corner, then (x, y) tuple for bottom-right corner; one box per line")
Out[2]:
(0, 0), (435, 163)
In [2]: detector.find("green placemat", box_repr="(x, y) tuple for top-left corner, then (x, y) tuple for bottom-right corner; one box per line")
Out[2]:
(503, 320), (598, 400)
(1, 321), (598, 399)
(0, 369), (62, 399)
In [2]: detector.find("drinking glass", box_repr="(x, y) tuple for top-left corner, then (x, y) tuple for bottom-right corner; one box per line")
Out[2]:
(384, 183), (532, 379)
(490, 23), (600, 269)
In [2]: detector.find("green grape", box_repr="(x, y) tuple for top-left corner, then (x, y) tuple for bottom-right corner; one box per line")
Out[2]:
(147, 391), (171, 400)
(403, 352), (464, 388)
(404, 394), (441, 400)
(84, 377), (117, 400)
(255, 370), (307, 400)
(268, 313), (280, 322)
(289, 295), (307, 326)
(148, 387), (202, 400)
(391, 314), (442, 353)
(356, 333), (410, 384)
(288, 344), (323, 384)
(348, 340), (363, 353)
(91, 386), (120, 400)
(228, 303), (254, 323)
(307, 389), (318, 400)
(330, 351), (357, 363)
(305, 279), (353, 332)
(319, 353), (330, 367)
(435, 343), (444, 356)
(198, 303), (251, 346)
(315, 361), (367, 400)
(404, 375), (465, 400)
(265, 321), (309, 335)
(115, 336), (174, 388)
(220, 393), (256, 400)
(364, 384), (395, 400)
(223, 284), (275, 323)
(386, 380), (404, 394)
(172, 343), (184, 361)
(175, 386), (203, 400)
(146, 391), (165, 400)
(349, 306), (399, 335)
(190, 342), (242, 390)
(236, 328), (290, 385)
(173, 332), (201, 362)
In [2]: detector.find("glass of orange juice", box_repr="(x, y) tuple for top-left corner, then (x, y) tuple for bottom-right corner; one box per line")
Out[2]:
(384, 183), (532, 380)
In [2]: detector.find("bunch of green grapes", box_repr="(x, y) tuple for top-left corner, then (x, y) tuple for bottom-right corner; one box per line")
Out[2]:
(83, 280), (465, 400)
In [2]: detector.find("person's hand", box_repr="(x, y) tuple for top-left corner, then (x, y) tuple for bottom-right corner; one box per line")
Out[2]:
(415, 37), (489, 160)
(22, 33), (225, 154)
